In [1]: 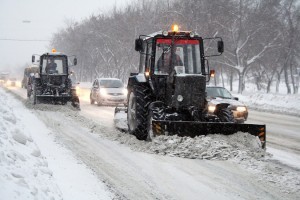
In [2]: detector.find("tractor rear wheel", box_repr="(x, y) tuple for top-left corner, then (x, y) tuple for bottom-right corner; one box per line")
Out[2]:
(90, 94), (95, 104)
(31, 84), (37, 105)
(72, 96), (81, 110)
(127, 85), (152, 140)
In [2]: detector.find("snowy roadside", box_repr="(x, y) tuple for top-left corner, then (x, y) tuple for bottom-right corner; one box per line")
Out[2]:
(235, 92), (300, 117)
(0, 87), (114, 200)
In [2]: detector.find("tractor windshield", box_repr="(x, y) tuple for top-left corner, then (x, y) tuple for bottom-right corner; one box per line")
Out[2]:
(154, 38), (202, 75)
(42, 56), (67, 75)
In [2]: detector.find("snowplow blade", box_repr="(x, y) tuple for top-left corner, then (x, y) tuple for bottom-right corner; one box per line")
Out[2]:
(152, 121), (266, 149)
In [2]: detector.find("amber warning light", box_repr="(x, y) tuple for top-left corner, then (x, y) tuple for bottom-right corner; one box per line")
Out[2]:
(210, 70), (215, 78)
(52, 48), (57, 53)
(172, 24), (179, 32)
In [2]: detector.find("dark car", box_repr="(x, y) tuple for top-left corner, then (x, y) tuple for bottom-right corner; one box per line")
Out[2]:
(206, 86), (248, 123)
(90, 78), (127, 106)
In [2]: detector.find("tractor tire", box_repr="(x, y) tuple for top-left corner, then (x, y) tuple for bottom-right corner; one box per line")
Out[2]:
(147, 102), (165, 141)
(72, 96), (81, 110)
(217, 108), (235, 122)
(127, 85), (152, 140)
(147, 109), (155, 141)
(90, 94), (95, 104)
(32, 84), (37, 105)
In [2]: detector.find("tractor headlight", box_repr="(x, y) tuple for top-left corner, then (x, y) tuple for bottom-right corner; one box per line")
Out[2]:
(237, 106), (247, 112)
(75, 86), (80, 96)
(177, 95), (184, 102)
(190, 31), (195, 38)
(208, 105), (216, 112)
(162, 30), (168, 36)
(100, 89), (107, 96)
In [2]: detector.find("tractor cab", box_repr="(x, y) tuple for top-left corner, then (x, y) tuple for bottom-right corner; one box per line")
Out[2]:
(133, 26), (223, 109)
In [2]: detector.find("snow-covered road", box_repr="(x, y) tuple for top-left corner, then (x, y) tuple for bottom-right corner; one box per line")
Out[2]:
(2, 86), (300, 200)
(248, 110), (300, 153)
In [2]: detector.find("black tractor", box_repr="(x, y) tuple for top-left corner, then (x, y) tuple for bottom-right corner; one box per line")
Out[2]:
(124, 28), (266, 148)
(28, 50), (80, 109)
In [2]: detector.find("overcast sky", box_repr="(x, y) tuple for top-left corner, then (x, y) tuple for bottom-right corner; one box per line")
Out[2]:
(0, 0), (133, 76)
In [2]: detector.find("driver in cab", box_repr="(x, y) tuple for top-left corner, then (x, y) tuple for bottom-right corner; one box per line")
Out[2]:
(45, 58), (57, 74)
(156, 47), (183, 74)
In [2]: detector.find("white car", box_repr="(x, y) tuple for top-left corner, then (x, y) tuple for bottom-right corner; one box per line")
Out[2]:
(90, 78), (127, 106)
(206, 86), (248, 123)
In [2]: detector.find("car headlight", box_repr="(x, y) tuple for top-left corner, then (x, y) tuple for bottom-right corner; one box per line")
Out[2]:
(236, 106), (247, 112)
(208, 105), (216, 112)
(100, 89), (107, 96)
(123, 88), (128, 96)
(75, 86), (80, 94)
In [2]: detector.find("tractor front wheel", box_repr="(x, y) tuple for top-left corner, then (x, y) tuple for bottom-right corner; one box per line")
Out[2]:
(127, 85), (152, 140)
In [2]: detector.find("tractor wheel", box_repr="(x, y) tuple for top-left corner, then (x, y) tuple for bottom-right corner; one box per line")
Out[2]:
(27, 85), (31, 98)
(31, 84), (37, 105)
(217, 108), (235, 122)
(127, 85), (152, 140)
(90, 94), (95, 104)
(147, 109), (155, 141)
(147, 102), (165, 141)
(72, 96), (81, 110)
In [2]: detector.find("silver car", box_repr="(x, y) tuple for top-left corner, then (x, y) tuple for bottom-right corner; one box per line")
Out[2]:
(206, 86), (248, 123)
(90, 78), (127, 106)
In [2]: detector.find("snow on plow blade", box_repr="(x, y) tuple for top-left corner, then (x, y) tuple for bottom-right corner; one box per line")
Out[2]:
(152, 121), (266, 149)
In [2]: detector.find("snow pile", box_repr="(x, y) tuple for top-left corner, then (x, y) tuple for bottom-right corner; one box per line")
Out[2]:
(114, 118), (266, 161)
(149, 132), (264, 159)
(0, 90), (62, 200)
(113, 111), (128, 131)
(130, 132), (266, 160)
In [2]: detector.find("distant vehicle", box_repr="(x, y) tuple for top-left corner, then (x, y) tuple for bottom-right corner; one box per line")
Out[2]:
(206, 86), (248, 123)
(90, 78), (127, 106)
(0, 72), (9, 86)
(22, 65), (39, 89)
(7, 78), (17, 87)
(28, 49), (80, 109)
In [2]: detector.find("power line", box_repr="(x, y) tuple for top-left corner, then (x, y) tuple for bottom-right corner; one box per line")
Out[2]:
(0, 38), (50, 42)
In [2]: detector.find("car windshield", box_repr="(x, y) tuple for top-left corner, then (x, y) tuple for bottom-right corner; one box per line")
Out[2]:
(206, 87), (233, 99)
(100, 79), (123, 88)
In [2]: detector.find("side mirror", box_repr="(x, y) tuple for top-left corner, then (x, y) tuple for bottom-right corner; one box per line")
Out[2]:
(234, 97), (239, 101)
(73, 58), (77, 66)
(135, 38), (144, 52)
(32, 55), (35, 63)
(217, 41), (224, 53)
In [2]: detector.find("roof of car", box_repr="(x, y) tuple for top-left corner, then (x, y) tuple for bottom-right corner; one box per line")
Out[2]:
(96, 78), (122, 81)
(206, 85), (225, 88)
